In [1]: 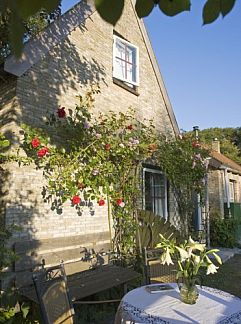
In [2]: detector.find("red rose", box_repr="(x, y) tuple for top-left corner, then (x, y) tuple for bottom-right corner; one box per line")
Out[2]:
(105, 143), (111, 151)
(116, 199), (123, 206)
(192, 141), (200, 148)
(72, 195), (81, 205)
(127, 124), (133, 130)
(98, 199), (105, 206)
(31, 137), (40, 149)
(37, 147), (49, 158)
(57, 107), (66, 118)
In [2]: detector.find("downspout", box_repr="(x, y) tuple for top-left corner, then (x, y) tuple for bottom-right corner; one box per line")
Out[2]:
(193, 126), (202, 232)
(223, 167), (231, 217)
(205, 158), (211, 248)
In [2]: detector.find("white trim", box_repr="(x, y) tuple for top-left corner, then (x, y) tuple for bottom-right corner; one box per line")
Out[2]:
(113, 35), (139, 86)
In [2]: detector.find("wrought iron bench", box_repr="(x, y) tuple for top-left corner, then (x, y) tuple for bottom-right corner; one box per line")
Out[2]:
(12, 233), (140, 305)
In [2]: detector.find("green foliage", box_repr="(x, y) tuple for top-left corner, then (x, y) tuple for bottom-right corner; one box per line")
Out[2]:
(1, 0), (238, 58)
(203, 0), (236, 24)
(210, 211), (239, 248)
(0, 225), (31, 323)
(186, 127), (241, 165)
(19, 86), (158, 252)
(0, 2), (61, 62)
(159, 0), (191, 17)
(135, 0), (155, 18)
(0, 133), (9, 161)
(94, 0), (124, 25)
(19, 87), (208, 252)
(156, 235), (222, 285)
(156, 134), (209, 232)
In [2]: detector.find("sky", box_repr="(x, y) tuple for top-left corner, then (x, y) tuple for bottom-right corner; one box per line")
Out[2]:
(61, 0), (241, 131)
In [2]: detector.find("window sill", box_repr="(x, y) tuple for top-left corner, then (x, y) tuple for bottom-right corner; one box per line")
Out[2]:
(113, 78), (140, 96)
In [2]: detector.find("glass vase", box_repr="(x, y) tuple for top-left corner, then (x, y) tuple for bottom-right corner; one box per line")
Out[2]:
(179, 279), (199, 304)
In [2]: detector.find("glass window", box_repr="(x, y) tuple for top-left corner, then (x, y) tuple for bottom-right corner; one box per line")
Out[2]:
(143, 168), (168, 219)
(229, 181), (235, 202)
(113, 35), (139, 86)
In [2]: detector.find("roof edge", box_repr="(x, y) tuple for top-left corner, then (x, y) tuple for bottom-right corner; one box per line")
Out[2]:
(4, 0), (95, 77)
(130, 1), (179, 136)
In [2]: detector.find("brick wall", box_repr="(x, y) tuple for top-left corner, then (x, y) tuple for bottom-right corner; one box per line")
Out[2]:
(1, 0), (177, 243)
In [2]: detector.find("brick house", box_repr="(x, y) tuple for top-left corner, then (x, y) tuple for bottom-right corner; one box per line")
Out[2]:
(0, 0), (179, 275)
(208, 139), (241, 218)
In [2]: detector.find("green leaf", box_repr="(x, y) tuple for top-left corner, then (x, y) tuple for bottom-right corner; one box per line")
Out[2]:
(135, 0), (155, 18)
(159, 0), (191, 17)
(220, 0), (236, 17)
(9, 13), (25, 58)
(16, 0), (60, 20)
(203, 0), (220, 25)
(95, 0), (124, 25)
(21, 303), (30, 319)
(213, 252), (222, 265)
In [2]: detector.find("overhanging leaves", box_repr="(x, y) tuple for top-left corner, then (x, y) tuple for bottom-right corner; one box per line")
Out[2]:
(220, 0), (236, 17)
(0, 0), (60, 58)
(9, 13), (25, 58)
(95, 0), (124, 25)
(203, 0), (222, 24)
(159, 0), (191, 17)
(135, 0), (155, 18)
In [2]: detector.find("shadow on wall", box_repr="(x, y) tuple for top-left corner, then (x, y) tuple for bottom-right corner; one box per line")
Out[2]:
(0, 0), (107, 226)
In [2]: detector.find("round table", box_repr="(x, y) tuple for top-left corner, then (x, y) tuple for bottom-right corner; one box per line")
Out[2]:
(115, 283), (241, 324)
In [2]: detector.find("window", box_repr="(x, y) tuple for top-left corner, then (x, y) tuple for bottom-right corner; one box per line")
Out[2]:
(113, 35), (139, 86)
(143, 168), (168, 219)
(229, 180), (235, 202)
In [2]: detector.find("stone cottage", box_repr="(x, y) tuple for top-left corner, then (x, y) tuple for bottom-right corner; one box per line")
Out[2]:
(0, 0), (179, 278)
(208, 139), (241, 218)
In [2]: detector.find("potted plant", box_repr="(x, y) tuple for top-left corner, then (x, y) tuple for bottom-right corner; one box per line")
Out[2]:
(156, 234), (222, 304)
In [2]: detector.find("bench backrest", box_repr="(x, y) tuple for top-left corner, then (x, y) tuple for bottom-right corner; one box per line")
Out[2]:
(14, 231), (111, 288)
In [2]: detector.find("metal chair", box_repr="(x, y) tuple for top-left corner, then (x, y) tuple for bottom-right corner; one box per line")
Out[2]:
(143, 247), (178, 285)
(32, 263), (75, 324)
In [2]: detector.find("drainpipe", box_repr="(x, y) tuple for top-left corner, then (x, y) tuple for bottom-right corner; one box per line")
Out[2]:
(205, 158), (211, 248)
(223, 167), (231, 217)
(193, 126), (202, 232)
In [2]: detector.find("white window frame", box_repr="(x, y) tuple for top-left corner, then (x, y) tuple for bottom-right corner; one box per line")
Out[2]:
(143, 167), (168, 220)
(113, 35), (139, 86)
(229, 180), (235, 203)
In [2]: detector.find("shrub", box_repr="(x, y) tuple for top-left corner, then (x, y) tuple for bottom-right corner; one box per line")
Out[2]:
(210, 210), (239, 248)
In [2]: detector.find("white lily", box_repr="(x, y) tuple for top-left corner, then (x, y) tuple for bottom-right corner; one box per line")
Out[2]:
(192, 254), (201, 264)
(176, 246), (189, 261)
(160, 248), (174, 265)
(206, 263), (219, 275)
(188, 237), (205, 252)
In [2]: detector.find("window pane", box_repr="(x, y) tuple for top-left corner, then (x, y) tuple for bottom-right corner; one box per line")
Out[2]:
(114, 37), (138, 85)
(126, 63), (134, 83)
(115, 57), (126, 79)
(144, 170), (166, 218)
(126, 45), (135, 63)
(116, 40), (125, 59)
(145, 172), (153, 211)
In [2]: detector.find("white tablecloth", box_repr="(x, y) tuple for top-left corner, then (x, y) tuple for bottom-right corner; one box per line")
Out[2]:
(115, 283), (241, 324)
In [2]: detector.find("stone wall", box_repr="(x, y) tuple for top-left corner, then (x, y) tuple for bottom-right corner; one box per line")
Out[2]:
(208, 167), (241, 217)
(1, 0), (177, 243)
(208, 169), (224, 216)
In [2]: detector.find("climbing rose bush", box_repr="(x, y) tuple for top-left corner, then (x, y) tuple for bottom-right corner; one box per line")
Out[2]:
(19, 87), (209, 251)
(20, 87), (157, 215)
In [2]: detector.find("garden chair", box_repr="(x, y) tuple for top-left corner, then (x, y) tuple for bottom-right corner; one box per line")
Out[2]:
(143, 247), (178, 284)
(32, 263), (75, 324)
(137, 210), (181, 285)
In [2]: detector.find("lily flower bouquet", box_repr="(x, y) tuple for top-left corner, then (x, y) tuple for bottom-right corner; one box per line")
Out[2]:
(156, 234), (222, 304)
